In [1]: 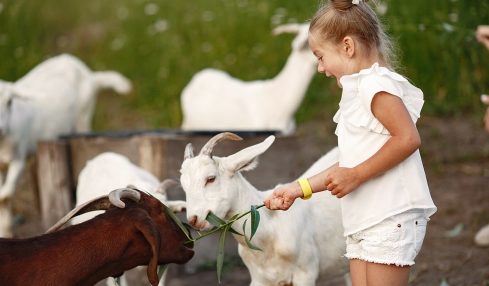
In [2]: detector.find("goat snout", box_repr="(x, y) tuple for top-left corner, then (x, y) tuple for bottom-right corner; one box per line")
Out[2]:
(188, 215), (198, 227)
(188, 215), (210, 230)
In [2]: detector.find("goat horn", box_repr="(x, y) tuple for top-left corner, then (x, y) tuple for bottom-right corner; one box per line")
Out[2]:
(46, 187), (141, 234)
(156, 179), (179, 194)
(109, 187), (142, 208)
(184, 143), (194, 160)
(199, 132), (243, 157)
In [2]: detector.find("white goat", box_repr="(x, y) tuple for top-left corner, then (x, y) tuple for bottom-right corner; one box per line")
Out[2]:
(72, 152), (187, 286)
(181, 23), (317, 135)
(180, 133), (348, 286)
(0, 54), (131, 206)
(73, 152), (186, 224)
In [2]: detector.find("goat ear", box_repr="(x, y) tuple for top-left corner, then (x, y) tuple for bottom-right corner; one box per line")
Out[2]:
(165, 200), (187, 213)
(134, 217), (161, 286)
(293, 24), (311, 50)
(273, 23), (310, 50)
(222, 135), (275, 173)
(184, 143), (194, 160)
(153, 179), (178, 202)
(292, 30), (310, 50)
(46, 196), (113, 233)
(155, 179), (178, 195)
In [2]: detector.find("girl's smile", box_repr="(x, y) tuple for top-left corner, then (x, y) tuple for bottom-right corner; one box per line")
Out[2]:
(308, 31), (383, 87)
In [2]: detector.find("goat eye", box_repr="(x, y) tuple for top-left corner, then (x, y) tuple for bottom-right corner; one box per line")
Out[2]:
(205, 176), (216, 186)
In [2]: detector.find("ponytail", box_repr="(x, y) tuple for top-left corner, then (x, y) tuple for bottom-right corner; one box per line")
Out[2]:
(310, 0), (397, 69)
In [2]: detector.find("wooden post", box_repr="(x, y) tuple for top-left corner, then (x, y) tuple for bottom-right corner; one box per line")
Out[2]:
(36, 140), (73, 230)
(138, 135), (167, 179)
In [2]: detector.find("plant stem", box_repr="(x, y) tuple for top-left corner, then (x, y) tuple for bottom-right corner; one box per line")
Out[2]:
(186, 204), (265, 243)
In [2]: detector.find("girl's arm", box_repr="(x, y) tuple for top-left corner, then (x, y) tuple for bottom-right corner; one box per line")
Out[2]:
(264, 91), (420, 210)
(264, 163), (338, 210)
(325, 91), (421, 198)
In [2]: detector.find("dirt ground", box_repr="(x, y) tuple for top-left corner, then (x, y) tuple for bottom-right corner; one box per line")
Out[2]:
(9, 115), (489, 286)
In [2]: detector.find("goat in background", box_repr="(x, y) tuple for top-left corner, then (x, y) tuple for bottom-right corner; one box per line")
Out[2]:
(181, 23), (317, 135)
(0, 54), (131, 236)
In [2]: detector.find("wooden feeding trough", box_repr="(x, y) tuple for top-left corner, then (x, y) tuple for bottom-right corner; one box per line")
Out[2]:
(35, 129), (313, 229)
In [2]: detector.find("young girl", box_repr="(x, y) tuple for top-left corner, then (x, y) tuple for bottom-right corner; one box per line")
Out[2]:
(264, 0), (437, 285)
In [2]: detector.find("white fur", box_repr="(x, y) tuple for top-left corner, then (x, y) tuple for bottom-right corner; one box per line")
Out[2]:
(0, 54), (132, 237)
(72, 152), (186, 224)
(481, 94), (489, 105)
(180, 135), (348, 285)
(73, 152), (186, 286)
(181, 23), (317, 135)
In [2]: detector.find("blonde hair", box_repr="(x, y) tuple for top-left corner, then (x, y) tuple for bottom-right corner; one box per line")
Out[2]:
(309, 0), (397, 69)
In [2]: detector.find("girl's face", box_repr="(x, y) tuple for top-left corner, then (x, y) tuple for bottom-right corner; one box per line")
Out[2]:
(308, 32), (355, 86)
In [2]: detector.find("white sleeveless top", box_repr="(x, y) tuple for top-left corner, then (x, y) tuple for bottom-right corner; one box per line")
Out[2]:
(333, 63), (437, 236)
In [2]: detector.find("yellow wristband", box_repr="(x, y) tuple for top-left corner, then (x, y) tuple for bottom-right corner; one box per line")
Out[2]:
(297, 178), (312, 200)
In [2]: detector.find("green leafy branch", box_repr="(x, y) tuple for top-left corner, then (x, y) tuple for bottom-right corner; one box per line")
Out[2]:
(163, 203), (265, 283)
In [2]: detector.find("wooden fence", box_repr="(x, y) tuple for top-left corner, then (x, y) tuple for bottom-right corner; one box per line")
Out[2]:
(35, 129), (322, 272)
(36, 130), (313, 227)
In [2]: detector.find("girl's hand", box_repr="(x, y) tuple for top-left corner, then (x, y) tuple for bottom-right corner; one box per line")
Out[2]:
(324, 165), (363, 198)
(476, 25), (489, 50)
(264, 182), (303, 210)
(482, 95), (489, 133)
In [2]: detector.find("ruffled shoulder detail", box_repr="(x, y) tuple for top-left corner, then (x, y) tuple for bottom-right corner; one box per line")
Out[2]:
(335, 63), (424, 135)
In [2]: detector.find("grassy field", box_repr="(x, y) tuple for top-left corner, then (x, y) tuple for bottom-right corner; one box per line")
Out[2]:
(1, 0), (488, 130)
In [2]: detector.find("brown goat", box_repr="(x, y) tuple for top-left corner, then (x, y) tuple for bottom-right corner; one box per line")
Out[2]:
(0, 188), (194, 286)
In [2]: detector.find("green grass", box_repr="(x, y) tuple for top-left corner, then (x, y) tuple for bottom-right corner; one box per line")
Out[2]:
(0, 0), (488, 130)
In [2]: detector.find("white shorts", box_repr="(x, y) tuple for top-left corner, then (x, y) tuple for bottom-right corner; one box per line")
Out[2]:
(344, 209), (429, 267)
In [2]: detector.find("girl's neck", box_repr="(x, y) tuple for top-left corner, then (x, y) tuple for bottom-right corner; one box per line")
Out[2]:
(353, 53), (384, 73)
(338, 53), (384, 87)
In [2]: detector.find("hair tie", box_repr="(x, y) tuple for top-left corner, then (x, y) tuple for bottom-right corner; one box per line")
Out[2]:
(352, 0), (361, 5)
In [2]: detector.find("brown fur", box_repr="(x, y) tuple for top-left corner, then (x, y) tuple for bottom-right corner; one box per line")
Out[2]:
(0, 191), (194, 286)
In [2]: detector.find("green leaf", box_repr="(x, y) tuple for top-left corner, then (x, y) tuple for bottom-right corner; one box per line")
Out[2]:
(227, 227), (244, 236)
(216, 225), (230, 283)
(229, 213), (241, 220)
(250, 205), (260, 240)
(162, 205), (192, 241)
(207, 212), (243, 236)
(227, 214), (244, 236)
(206, 212), (227, 227)
(157, 264), (168, 283)
(242, 219), (263, 251)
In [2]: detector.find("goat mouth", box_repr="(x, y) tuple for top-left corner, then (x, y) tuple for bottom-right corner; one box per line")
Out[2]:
(184, 241), (195, 249)
(188, 220), (210, 231)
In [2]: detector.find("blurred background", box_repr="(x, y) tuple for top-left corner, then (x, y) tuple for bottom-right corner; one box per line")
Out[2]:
(1, 0), (488, 130)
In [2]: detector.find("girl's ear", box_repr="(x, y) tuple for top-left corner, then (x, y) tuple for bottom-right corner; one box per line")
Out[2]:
(342, 36), (355, 58)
